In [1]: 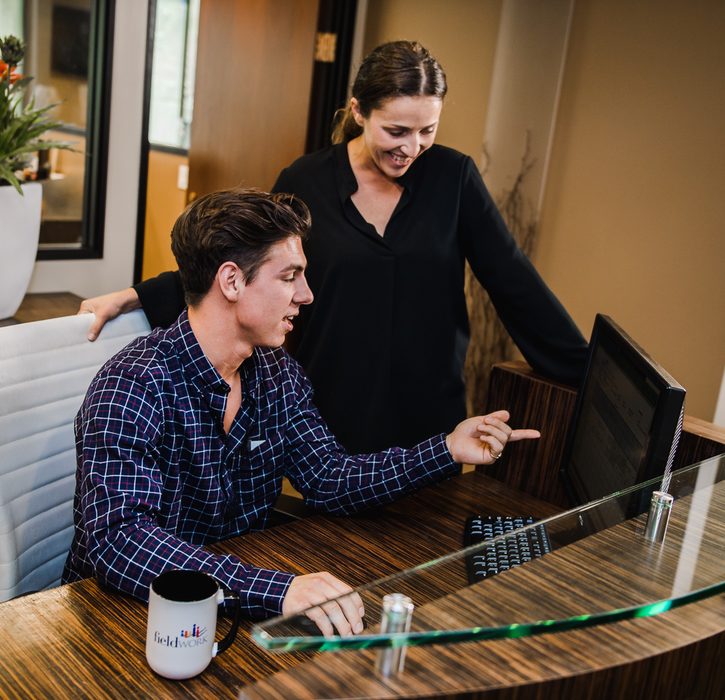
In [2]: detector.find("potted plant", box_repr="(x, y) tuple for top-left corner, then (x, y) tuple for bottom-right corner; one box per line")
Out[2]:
(0, 34), (72, 319)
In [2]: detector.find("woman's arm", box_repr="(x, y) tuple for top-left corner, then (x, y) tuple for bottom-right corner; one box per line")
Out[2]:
(459, 157), (589, 385)
(80, 287), (141, 341)
(79, 271), (185, 340)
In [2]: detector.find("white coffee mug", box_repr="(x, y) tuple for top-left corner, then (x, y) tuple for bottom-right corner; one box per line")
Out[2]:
(145, 569), (241, 680)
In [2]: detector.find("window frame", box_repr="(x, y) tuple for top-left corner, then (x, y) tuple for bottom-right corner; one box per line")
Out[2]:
(35, 0), (116, 261)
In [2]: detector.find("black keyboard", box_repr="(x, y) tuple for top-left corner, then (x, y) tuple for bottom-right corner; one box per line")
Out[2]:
(463, 515), (552, 584)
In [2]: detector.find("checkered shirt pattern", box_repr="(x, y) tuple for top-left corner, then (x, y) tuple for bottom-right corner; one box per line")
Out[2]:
(62, 310), (457, 618)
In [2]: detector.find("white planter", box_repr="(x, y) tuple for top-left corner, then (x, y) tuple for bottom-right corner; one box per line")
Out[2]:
(0, 182), (42, 319)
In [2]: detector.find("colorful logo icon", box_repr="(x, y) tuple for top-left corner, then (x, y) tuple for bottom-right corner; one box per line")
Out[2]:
(180, 624), (207, 639)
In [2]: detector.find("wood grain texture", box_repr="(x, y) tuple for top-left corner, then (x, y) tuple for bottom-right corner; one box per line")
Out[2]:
(241, 623), (725, 700)
(0, 473), (552, 699)
(188, 0), (319, 197)
(482, 362), (577, 507)
(241, 480), (725, 699)
(0, 471), (722, 699)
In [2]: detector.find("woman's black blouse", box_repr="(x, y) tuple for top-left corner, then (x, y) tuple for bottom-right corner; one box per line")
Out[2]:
(135, 144), (588, 453)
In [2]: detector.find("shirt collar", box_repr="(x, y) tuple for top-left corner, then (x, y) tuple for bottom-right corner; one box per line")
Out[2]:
(333, 141), (424, 201)
(334, 142), (358, 201)
(168, 309), (222, 391)
(169, 309), (263, 398)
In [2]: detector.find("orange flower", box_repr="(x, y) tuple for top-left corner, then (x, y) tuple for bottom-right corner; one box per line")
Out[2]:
(0, 59), (21, 84)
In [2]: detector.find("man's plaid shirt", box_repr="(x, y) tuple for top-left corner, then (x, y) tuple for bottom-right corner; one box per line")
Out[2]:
(63, 310), (457, 617)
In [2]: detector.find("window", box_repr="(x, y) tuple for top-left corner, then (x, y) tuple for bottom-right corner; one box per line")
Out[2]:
(148, 0), (199, 151)
(0, 0), (23, 36)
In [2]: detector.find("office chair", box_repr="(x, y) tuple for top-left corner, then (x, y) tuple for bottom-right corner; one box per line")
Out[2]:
(0, 310), (150, 601)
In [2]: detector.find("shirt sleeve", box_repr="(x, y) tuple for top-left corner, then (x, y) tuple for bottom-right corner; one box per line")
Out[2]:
(133, 271), (186, 330)
(458, 156), (589, 386)
(280, 359), (460, 514)
(271, 167), (291, 194)
(75, 368), (294, 617)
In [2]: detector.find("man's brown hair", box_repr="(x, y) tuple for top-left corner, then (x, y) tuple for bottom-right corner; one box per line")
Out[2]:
(170, 188), (311, 306)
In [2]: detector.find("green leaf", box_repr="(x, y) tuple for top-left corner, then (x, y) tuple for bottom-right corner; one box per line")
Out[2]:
(1, 46), (73, 179)
(0, 162), (23, 193)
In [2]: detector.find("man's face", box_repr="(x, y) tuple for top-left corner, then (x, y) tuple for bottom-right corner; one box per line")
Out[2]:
(235, 236), (313, 348)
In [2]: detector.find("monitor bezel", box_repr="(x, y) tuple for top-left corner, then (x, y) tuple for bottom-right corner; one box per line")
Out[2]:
(559, 314), (686, 511)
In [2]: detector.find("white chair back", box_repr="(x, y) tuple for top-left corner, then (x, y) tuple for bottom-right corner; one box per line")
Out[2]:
(0, 310), (151, 601)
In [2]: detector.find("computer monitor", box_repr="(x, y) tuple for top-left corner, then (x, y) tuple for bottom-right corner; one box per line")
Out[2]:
(560, 314), (685, 515)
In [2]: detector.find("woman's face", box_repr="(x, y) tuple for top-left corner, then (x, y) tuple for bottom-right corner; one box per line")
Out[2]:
(352, 95), (443, 179)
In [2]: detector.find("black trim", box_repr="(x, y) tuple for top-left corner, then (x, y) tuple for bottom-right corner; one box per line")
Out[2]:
(149, 142), (189, 156)
(305, 0), (357, 153)
(133, 0), (158, 285)
(36, 0), (115, 261)
(51, 124), (87, 136)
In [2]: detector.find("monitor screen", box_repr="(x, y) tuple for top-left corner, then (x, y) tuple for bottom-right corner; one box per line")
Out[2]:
(560, 314), (685, 514)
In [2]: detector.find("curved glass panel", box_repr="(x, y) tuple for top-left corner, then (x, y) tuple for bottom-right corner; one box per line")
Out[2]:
(252, 454), (725, 652)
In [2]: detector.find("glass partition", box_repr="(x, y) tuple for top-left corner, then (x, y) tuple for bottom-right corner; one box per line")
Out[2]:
(252, 454), (725, 652)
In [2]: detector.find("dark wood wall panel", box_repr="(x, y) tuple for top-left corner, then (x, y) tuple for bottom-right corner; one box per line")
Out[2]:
(482, 362), (577, 507)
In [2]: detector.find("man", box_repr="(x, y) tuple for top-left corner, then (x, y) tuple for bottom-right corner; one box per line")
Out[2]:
(63, 189), (539, 636)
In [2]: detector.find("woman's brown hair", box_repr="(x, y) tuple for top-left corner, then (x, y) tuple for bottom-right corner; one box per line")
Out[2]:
(331, 40), (447, 144)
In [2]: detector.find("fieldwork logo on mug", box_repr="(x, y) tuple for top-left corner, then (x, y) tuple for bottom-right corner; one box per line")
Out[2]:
(152, 624), (209, 648)
(145, 570), (241, 680)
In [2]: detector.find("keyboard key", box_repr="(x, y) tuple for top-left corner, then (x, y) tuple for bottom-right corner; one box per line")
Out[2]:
(463, 515), (551, 583)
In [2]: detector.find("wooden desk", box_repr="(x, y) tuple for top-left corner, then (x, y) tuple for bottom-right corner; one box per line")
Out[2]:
(0, 471), (722, 699)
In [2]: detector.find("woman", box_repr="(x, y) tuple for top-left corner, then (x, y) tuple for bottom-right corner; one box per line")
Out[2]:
(83, 41), (587, 453)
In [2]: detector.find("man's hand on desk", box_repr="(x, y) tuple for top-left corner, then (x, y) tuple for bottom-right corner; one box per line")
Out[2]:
(282, 572), (365, 637)
(446, 410), (540, 465)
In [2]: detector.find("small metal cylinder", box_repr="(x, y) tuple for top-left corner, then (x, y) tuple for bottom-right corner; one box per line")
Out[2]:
(644, 491), (674, 543)
(376, 593), (414, 677)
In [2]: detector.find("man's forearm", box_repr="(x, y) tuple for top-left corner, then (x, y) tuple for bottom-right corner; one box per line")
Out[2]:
(291, 434), (458, 515)
(89, 521), (295, 617)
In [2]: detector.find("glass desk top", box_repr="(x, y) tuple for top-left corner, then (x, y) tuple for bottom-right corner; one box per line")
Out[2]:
(252, 454), (725, 652)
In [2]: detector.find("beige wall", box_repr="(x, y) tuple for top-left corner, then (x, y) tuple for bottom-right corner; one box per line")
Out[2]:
(536, 0), (725, 420)
(363, 0), (502, 163)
